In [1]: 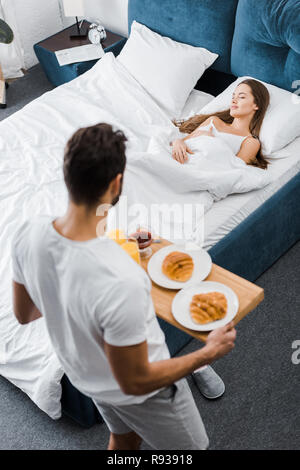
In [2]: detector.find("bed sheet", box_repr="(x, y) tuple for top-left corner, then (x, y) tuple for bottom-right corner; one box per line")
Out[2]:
(202, 137), (300, 250)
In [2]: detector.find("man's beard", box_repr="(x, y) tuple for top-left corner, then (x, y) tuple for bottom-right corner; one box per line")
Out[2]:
(111, 175), (123, 207)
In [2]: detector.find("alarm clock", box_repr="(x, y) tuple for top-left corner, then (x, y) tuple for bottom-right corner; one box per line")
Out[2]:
(88, 23), (107, 44)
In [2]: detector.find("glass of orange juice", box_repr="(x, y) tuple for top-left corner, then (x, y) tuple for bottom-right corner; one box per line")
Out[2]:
(106, 228), (127, 245)
(106, 229), (141, 265)
(121, 238), (141, 265)
(129, 225), (153, 259)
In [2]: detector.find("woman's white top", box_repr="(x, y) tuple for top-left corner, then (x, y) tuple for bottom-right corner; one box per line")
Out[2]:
(196, 118), (252, 155)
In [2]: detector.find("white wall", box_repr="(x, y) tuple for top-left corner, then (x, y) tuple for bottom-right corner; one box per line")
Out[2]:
(85, 0), (128, 38)
(16, 0), (65, 69)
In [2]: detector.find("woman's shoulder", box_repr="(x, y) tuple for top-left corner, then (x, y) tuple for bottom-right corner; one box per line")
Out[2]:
(210, 115), (222, 121)
(200, 115), (219, 127)
(243, 135), (261, 148)
(205, 115), (221, 123)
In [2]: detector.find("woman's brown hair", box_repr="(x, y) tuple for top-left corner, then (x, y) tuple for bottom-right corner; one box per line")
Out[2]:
(173, 79), (270, 169)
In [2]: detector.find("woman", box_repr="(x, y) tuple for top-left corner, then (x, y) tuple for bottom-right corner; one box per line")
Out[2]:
(171, 79), (270, 169)
(170, 80), (270, 400)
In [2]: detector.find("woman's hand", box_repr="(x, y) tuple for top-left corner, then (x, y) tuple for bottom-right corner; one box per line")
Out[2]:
(171, 139), (194, 164)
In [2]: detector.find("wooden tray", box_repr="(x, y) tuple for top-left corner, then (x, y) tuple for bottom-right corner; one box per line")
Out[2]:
(141, 239), (264, 342)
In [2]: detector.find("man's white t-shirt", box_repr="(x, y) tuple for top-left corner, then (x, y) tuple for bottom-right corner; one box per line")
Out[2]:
(12, 216), (170, 406)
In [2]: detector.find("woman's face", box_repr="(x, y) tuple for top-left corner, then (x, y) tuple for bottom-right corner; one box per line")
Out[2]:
(230, 83), (259, 118)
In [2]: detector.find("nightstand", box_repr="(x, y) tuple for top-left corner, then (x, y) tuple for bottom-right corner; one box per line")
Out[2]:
(34, 20), (126, 87)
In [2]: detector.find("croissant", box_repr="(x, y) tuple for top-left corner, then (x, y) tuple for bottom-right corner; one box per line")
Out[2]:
(190, 292), (227, 324)
(162, 251), (194, 282)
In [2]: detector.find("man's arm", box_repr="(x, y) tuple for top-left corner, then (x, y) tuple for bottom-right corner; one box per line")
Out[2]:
(13, 281), (42, 325)
(103, 322), (236, 395)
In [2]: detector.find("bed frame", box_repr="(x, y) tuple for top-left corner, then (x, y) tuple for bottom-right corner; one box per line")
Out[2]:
(61, 0), (300, 427)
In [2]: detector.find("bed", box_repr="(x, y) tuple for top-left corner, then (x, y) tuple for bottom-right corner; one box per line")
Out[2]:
(0, 0), (299, 427)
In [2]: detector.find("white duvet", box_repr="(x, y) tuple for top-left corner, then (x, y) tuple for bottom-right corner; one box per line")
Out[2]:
(0, 53), (272, 419)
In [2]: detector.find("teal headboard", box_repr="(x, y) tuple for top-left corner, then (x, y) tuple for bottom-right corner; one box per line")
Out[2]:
(128, 0), (300, 93)
(231, 0), (300, 92)
(128, 0), (239, 75)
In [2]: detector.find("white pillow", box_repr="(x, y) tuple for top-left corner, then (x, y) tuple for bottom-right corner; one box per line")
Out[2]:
(181, 89), (214, 120)
(198, 76), (300, 156)
(117, 21), (218, 118)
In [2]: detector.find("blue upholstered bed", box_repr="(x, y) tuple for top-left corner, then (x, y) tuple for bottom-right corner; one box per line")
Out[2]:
(61, 0), (300, 426)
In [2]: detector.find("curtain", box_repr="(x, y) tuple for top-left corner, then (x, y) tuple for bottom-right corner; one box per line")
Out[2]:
(0, 0), (66, 78)
(0, 0), (23, 78)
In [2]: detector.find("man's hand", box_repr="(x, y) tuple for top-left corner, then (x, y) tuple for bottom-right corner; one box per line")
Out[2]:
(204, 321), (237, 363)
(171, 138), (194, 164)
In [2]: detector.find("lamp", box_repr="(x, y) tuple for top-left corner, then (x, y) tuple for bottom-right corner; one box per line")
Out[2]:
(63, 0), (87, 40)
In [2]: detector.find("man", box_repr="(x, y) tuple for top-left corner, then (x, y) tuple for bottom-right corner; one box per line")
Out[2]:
(12, 123), (236, 450)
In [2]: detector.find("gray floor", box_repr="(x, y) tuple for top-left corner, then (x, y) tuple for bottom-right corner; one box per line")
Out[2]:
(1, 66), (54, 121)
(0, 65), (299, 450)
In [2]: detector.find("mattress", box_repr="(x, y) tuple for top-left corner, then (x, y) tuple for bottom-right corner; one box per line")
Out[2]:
(184, 89), (300, 250)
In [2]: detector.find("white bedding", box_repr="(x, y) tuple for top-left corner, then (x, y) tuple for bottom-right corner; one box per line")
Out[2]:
(0, 53), (298, 420)
(203, 137), (300, 249)
(116, 131), (272, 244)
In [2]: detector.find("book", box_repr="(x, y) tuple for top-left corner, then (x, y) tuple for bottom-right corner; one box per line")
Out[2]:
(55, 43), (105, 66)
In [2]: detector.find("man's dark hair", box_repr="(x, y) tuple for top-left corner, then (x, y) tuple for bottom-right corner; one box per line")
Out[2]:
(63, 123), (127, 207)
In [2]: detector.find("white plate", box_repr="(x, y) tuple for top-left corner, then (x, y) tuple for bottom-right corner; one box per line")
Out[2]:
(172, 281), (239, 331)
(147, 243), (212, 289)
